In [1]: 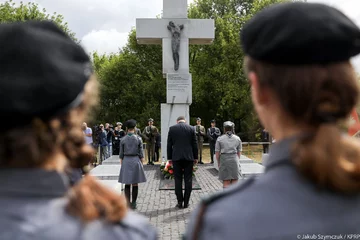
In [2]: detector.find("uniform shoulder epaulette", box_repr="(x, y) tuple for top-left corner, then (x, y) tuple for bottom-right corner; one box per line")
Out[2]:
(189, 177), (257, 240)
(117, 212), (156, 238)
(202, 176), (256, 206)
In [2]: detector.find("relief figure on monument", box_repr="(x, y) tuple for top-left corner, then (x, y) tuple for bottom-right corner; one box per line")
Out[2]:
(167, 21), (184, 71)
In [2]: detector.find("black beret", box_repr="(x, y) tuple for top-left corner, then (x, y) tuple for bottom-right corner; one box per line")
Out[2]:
(240, 2), (360, 65)
(0, 20), (92, 127)
(125, 119), (137, 129)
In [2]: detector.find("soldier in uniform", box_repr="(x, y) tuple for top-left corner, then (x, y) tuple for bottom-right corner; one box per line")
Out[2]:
(113, 122), (125, 155)
(194, 117), (206, 164)
(142, 118), (159, 165)
(215, 121), (242, 188)
(185, 2), (360, 239)
(207, 120), (221, 163)
(117, 122), (126, 139)
(0, 21), (157, 239)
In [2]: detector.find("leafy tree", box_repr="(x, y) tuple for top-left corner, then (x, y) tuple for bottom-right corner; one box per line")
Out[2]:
(0, 0), (77, 41)
(92, 30), (164, 128)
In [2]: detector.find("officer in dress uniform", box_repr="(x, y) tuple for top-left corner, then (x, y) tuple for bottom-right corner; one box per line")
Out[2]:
(194, 117), (206, 164)
(185, 2), (360, 239)
(207, 120), (221, 164)
(142, 118), (159, 165)
(0, 20), (157, 240)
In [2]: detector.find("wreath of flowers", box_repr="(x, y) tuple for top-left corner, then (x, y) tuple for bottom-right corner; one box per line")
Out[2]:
(160, 161), (198, 179)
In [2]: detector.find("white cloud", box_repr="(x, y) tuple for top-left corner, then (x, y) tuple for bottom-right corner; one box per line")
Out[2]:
(81, 29), (129, 55)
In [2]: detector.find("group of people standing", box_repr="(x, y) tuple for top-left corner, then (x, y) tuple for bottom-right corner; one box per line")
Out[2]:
(88, 119), (161, 166)
(3, 2), (360, 239)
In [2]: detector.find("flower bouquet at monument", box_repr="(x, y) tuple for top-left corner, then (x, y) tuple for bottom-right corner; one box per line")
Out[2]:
(160, 161), (174, 179)
(160, 160), (198, 179)
(192, 165), (198, 176)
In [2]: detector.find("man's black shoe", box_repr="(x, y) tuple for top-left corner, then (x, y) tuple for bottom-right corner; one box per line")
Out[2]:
(176, 203), (183, 209)
(183, 204), (189, 209)
(199, 161), (204, 164)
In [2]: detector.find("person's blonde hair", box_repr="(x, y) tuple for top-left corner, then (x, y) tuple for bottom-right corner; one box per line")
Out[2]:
(0, 75), (127, 222)
(244, 56), (360, 194)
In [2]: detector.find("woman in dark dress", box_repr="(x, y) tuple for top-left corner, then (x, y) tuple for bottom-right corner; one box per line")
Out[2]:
(119, 119), (147, 209)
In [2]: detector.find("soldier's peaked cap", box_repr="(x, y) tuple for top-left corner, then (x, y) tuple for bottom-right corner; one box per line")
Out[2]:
(197, 117), (201, 121)
(148, 118), (154, 122)
(240, 2), (360, 65)
(0, 20), (92, 128)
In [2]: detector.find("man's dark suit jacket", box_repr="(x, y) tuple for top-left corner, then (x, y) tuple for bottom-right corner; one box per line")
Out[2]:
(167, 122), (198, 161)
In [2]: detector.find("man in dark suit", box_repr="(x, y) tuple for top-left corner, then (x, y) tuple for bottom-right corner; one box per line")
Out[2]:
(167, 116), (198, 209)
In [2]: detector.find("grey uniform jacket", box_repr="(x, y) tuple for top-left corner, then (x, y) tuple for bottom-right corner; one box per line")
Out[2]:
(185, 136), (360, 239)
(120, 134), (144, 158)
(0, 169), (157, 240)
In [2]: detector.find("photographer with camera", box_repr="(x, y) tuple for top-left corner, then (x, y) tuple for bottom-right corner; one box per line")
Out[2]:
(105, 123), (114, 157)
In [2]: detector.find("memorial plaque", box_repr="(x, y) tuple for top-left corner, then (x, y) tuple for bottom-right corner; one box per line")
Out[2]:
(166, 73), (192, 104)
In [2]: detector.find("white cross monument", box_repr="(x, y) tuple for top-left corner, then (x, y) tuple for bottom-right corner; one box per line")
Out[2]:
(136, 0), (215, 160)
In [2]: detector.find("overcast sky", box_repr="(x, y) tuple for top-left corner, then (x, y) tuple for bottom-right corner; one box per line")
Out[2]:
(4, 0), (360, 71)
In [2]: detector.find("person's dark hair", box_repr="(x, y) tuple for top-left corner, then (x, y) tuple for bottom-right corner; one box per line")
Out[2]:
(177, 116), (185, 121)
(244, 56), (360, 194)
(0, 76), (128, 222)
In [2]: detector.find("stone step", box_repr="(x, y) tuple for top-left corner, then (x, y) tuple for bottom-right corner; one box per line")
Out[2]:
(102, 155), (121, 165)
(241, 163), (265, 178)
(90, 165), (121, 180)
(212, 154), (265, 178)
(98, 180), (123, 193)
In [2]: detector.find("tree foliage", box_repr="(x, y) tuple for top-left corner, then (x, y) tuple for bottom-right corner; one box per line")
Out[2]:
(0, 0), (77, 41)
(93, 0), (299, 140)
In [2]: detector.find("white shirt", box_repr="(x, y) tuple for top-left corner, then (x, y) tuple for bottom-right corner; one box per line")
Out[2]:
(84, 127), (93, 145)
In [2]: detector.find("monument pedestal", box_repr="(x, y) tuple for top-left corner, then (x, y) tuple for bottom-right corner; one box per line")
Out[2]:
(161, 103), (190, 160)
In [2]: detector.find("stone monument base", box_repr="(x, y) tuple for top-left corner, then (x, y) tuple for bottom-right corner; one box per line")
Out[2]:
(160, 103), (190, 160)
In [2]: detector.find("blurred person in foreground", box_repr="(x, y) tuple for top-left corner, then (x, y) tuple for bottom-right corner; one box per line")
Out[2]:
(0, 21), (156, 240)
(185, 2), (360, 239)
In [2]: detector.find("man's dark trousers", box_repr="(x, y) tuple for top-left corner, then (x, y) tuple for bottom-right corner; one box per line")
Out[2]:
(209, 140), (216, 163)
(173, 160), (193, 206)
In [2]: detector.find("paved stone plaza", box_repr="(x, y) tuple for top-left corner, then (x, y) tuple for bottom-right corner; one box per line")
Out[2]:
(90, 155), (264, 240)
